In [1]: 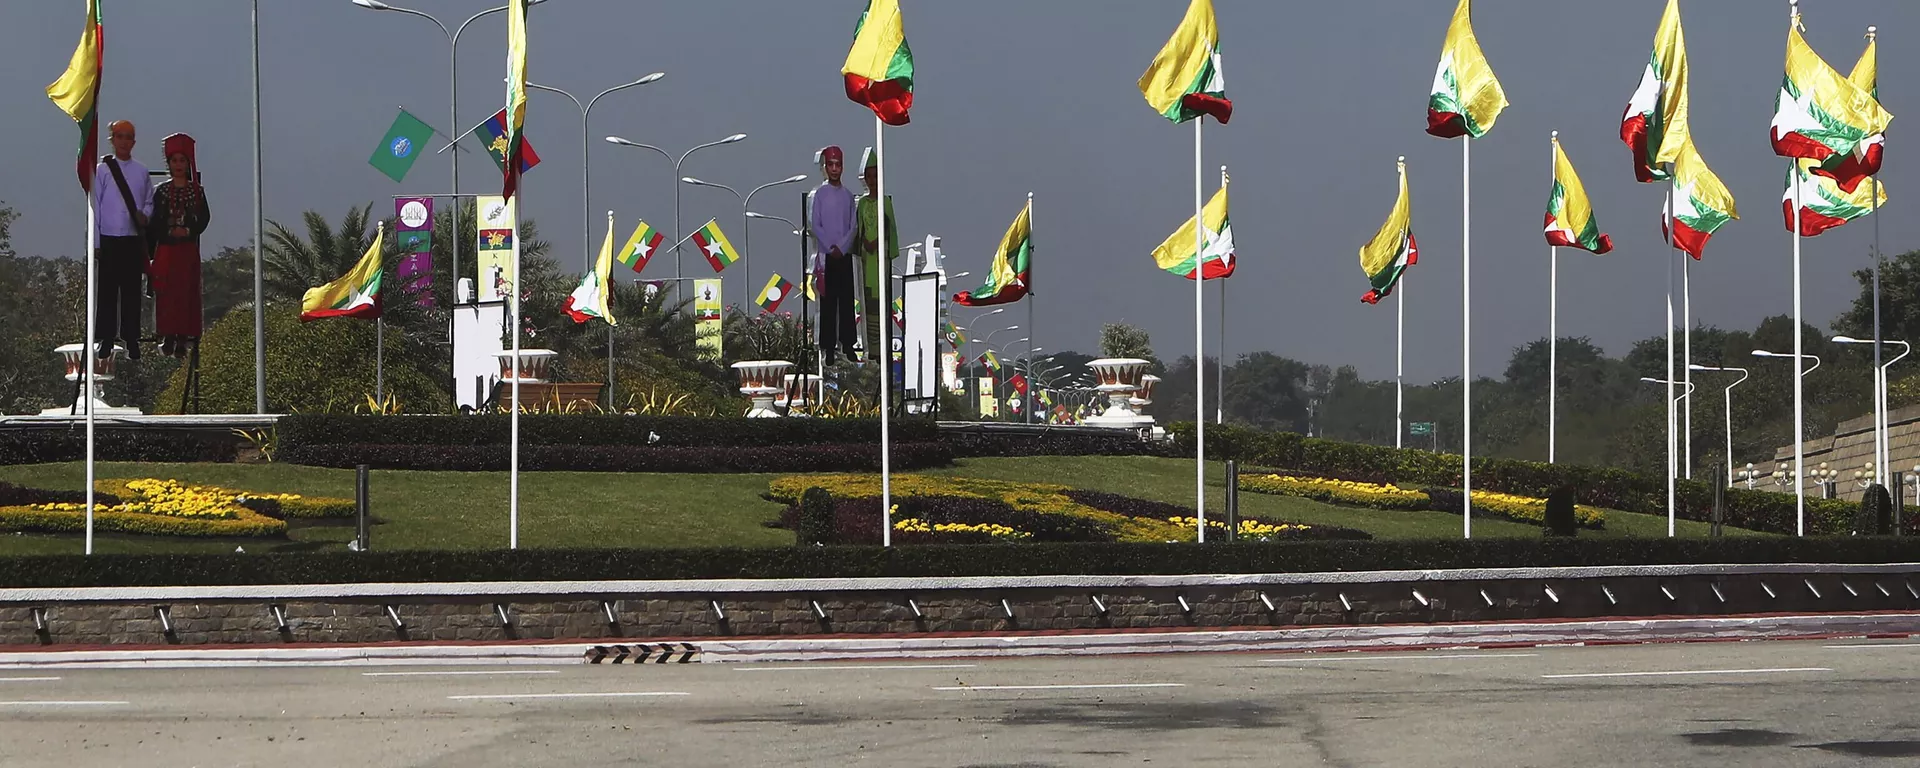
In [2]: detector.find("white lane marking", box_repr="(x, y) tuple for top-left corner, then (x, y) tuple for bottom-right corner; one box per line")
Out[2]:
(0, 700), (128, 706)
(363, 670), (559, 677)
(1825, 643), (1920, 649)
(0, 677), (62, 682)
(1542, 667), (1832, 680)
(933, 683), (1185, 691)
(1265, 653), (1538, 663)
(736, 664), (978, 672)
(448, 692), (689, 701)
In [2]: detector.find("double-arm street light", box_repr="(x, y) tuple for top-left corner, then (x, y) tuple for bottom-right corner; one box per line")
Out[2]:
(603, 133), (747, 298)
(1753, 349), (1822, 535)
(1687, 364), (1750, 488)
(684, 175), (811, 308)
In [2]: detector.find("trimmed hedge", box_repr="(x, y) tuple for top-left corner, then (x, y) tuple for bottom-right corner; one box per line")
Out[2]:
(4, 537), (1920, 587)
(281, 442), (954, 473)
(0, 430), (236, 466)
(0, 505), (285, 538)
(277, 414), (941, 449)
(1175, 422), (1856, 536)
(0, 481), (122, 507)
(1060, 488), (1373, 541)
(941, 429), (1179, 459)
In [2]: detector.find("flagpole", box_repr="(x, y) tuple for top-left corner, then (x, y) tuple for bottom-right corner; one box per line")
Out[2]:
(1193, 115), (1207, 543)
(1548, 132), (1557, 464)
(510, 166), (522, 550)
(1683, 253), (1692, 479)
(1217, 164), (1228, 426)
(251, 0), (268, 416)
(1791, 156), (1805, 536)
(1666, 171), (1677, 537)
(1873, 170), (1885, 482)
(376, 316), (385, 403)
(1397, 272), (1405, 450)
(84, 191), (96, 556)
(876, 114), (893, 547)
(1461, 135), (1473, 539)
(1026, 190), (1036, 426)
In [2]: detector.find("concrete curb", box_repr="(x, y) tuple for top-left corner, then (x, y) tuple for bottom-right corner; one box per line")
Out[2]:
(3, 612), (1916, 668)
(5, 562), (1917, 603)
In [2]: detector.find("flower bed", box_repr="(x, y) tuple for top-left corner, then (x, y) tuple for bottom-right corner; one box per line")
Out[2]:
(768, 474), (1334, 544)
(1238, 474), (1429, 510)
(0, 478), (354, 538)
(1423, 488), (1607, 529)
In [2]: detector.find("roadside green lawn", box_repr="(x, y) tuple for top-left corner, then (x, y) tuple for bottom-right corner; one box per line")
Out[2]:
(0, 456), (1761, 556)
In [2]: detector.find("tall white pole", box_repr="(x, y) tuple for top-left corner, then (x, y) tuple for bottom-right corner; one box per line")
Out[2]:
(877, 115), (893, 547)
(1665, 171), (1677, 537)
(1683, 256), (1693, 478)
(252, 0), (267, 415)
(510, 175), (522, 550)
(1194, 116), (1207, 542)
(1027, 190), (1036, 426)
(1461, 136), (1473, 539)
(1791, 158), (1805, 536)
(1873, 171), (1886, 483)
(1396, 273), (1405, 450)
(1548, 132), (1558, 464)
(1218, 164), (1228, 426)
(84, 193), (96, 555)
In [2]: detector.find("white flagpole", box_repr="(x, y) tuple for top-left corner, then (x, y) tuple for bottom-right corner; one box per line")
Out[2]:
(1217, 165), (1227, 426)
(1791, 157), (1805, 536)
(1027, 190), (1036, 426)
(1666, 172), (1677, 537)
(84, 191), (97, 556)
(1397, 275), (1405, 449)
(1462, 136), (1473, 539)
(1194, 116), (1207, 542)
(1683, 254), (1692, 478)
(1873, 168), (1885, 482)
(375, 316), (385, 403)
(510, 177), (522, 549)
(1548, 132), (1558, 464)
(877, 114), (893, 547)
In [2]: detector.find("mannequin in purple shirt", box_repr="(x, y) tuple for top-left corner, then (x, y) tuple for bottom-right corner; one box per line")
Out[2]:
(808, 146), (858, 365)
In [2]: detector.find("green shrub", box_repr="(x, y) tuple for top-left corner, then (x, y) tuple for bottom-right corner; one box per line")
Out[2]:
(797, 487), (835, 546)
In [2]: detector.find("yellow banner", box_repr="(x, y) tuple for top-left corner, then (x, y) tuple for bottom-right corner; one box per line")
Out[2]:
(694, 278), (723, 362)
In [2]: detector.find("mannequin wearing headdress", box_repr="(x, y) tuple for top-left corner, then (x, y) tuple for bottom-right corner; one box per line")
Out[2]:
(852, 146), (899, 357)
(807, 145), (859, 365)
(148, 133), (210, 358)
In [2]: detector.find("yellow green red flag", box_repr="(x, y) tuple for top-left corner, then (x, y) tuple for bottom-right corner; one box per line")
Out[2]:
(45, 0), (102, 193)
(842, 0), (914, 126)
(1545, 138), (1613, 254)
(1770, 12), (1891, 192)
(1150, 182), (1234, 280)
(1138, 0), (1232, 124)
(1426, 0), (1507, 139)
(566, 213), (617, 325)
(1620, 0), (1689, 182)
(1360, 159), (1416, 304)
(301, 225), (386, 321)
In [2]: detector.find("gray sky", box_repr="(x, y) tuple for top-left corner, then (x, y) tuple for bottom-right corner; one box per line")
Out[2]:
(3, 0), (1916, 383)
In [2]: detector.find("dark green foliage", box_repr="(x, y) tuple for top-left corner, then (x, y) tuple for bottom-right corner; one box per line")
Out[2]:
(278, 441), (953, 473)
(277, 414), (941, 448)
(797, 487), (835, 547)
(1544, 488), (1578, 538)
(0, 430), (236, 466)
(5, 537), (1920, 588)
(1860, 484), (1894, 536)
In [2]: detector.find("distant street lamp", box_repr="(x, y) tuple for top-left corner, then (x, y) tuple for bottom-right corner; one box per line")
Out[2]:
(685, 174), (810, 308)
(1689, 363), (1750, 488)
(604, 133), (747, 295)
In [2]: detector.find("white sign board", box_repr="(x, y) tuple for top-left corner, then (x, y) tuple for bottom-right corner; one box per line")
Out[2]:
(901, 273), (939, 404)
(452, 301), (506, 412)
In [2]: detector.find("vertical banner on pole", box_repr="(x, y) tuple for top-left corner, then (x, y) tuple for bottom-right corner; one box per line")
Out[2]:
(978, 376), (998, 418)
(476, 194), (518, 302)
(694, 278), (724, 361)
(396, 197), (435, 306)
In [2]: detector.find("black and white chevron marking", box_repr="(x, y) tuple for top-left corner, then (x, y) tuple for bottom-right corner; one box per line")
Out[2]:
(584, 643), (701, 664)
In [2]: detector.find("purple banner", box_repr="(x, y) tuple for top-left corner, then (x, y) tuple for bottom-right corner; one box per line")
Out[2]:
(396, 197), (435, 306)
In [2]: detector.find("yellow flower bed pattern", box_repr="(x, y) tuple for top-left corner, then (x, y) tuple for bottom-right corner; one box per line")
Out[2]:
(771, 474), (1311, 543)
(1467, 490), (1608, 528)
(0, 479), (304, 538)
(1240, 474), (1429, 510)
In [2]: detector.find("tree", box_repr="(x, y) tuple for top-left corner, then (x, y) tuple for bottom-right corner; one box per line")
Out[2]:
(1099, 323), (1161, 370)
(0, 201), (15, 258)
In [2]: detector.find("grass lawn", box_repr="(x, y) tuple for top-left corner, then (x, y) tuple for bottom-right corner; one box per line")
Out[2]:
(0, 456), (1762, 556)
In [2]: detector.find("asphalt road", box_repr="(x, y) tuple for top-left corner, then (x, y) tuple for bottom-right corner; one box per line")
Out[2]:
(1, 639), (1917, 767)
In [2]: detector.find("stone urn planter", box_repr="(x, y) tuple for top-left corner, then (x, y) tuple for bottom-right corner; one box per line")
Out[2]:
(732, 360), (794, 418)
(1083, 358), (1153, 427)
(1132, 374), (1161, 408)
(42, 343), (141, 415)
(494, 349), (558, 383)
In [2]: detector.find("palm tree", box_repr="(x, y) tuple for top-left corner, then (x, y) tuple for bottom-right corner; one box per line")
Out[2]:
(261, 204), (378, 300)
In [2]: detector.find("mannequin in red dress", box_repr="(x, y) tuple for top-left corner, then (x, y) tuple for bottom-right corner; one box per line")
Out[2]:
(148, 133), (209, 358)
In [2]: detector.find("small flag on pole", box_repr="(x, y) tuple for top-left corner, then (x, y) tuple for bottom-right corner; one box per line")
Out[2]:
(617, 220), (664, 273)
(45, 0), (102, 193)
(1662, 137), (1738, 259)
(368, 109), (436, 183)
(953, 201), (1032, 307)
(301, 225), (385, 321)
(690, 220), (742, 272)
(1783, 156), (1885, 237)
(755, 273), (796, 313)
(842, 0), (915, 125)
(1770, 11), (1891, 191)
(1138, 0), (1232, 124)
(1359, 159), (1416, 304)
(1545, 138), (1613, 254)
(565, 213), (618, 325)
(1621, 0), (1689, 183)
(473, 108), (541, 175)
(1426, 0), (1508, 139)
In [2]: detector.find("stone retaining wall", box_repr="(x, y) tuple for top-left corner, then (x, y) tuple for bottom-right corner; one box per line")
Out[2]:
(5, 571), (1917, 647)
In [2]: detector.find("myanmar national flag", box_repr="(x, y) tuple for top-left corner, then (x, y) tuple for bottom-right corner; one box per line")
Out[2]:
(943, 320), (967, 349)
(1620, 0), (1688, 183)
(954, 200), (1033, 307)
(566, 214), (618, 325)
(500, 0), (529, 200)
(301, 226), (385, 321)
(981, 350), (1002, 374)
(616, 220), (664, 273)
(1783, 157), (1886, 237)
(690, 220), (741, 272)
(1138, 0), (1232, 124)
(1545, 139), (1613, 254)
(1770, 15), (1891, 191)
(1151, 182), (1234, 280)
(46, 0), (102, 193)
(1359, 160), (1416, 304)
(1812, 34), (1884, 191)
(755, 273), (795, 313)
(1661, 137), (1738, 260)
(842, 0), (913, 126)
(1426, 0), (1507, 139)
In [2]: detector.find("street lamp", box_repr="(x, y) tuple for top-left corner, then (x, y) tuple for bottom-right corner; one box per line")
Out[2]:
(350, 0), (548, 309)
(685, 174), (809, 308)
(1833, 335), (1911, 485)
(1738, 462), (1762, 489)
(603, 133), (747, 295)
(1689, 363), (1750, 488)
(1754, 349), (1821, 535)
